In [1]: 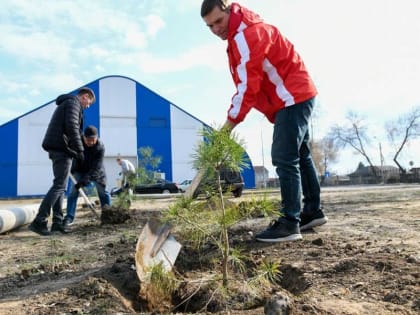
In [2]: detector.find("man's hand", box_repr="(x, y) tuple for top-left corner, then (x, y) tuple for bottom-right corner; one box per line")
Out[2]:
(75, 178), (88, 190)
(222, 119), (236, 134)
(76, 152), (84, 163)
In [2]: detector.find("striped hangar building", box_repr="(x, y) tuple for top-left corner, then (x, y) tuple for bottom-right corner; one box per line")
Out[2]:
(0, 75), (255, 198)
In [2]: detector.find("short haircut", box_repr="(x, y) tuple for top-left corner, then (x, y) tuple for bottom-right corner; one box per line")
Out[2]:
(201, 0), (229, 17)
(78, 87), (96, 104)
(84, 125), (98, 138)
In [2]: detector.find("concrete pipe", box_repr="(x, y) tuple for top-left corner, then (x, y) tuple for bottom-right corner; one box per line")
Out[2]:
(0, 205), (38, 234)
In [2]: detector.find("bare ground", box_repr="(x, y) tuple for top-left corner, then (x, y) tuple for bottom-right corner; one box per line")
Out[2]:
(0, 184), (419, 314)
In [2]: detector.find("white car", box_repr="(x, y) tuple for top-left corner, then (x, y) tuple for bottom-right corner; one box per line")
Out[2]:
(177, 179), (192, 192)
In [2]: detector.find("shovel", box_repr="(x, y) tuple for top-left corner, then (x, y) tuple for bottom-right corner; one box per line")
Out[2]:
(183, 169), (204, 198)
(135, 218), (182, 281)
(69, 173), (100, 219)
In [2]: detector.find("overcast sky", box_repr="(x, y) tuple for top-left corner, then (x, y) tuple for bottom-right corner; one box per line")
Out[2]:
(1, 0), (419, 176)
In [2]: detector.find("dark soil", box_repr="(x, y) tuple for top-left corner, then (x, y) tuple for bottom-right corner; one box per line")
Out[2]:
(100, 205), (131, 225)
(0, 185), (419, 314)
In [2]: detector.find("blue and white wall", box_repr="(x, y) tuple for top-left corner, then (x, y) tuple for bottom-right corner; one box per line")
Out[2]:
(0, 75), (255, 198)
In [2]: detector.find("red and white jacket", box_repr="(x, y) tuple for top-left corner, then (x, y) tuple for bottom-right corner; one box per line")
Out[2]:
(226, 3), (317, 124)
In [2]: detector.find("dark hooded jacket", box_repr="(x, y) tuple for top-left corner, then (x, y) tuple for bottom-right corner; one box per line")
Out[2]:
(72, 139), (107, 187)
(42, 94), (84, 157)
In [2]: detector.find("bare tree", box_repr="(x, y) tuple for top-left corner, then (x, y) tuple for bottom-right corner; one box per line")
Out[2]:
(328, 111), (378, 179)
(311, 136), (339, 176)
(310, 141), (323, 175)
(386, 106), (420, 174)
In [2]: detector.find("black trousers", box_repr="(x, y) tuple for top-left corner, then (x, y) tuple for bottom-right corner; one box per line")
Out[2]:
(35, 151), (72, 224)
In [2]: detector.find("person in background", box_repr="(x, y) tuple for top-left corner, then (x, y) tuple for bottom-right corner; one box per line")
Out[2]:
(29, 87), (95, 236)
(200, 0), (327, 242)
(116, 157), (136, 189)
(64, 125), (111, 230)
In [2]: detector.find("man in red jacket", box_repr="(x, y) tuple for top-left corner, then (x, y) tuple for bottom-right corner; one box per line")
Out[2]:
(201, 0), (327, 242)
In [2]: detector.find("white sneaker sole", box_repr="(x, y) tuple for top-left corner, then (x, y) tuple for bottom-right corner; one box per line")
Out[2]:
(300, 217), (328, 231)
(256, 233), (303, 243)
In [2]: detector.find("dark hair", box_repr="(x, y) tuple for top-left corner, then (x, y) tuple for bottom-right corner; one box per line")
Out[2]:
(84, 125), (98, 138)
(78, 87), (96, 104)
(201, 0), (229, 17)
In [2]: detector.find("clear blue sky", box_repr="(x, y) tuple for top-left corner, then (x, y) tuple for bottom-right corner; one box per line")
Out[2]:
(1, 0), (419, 176)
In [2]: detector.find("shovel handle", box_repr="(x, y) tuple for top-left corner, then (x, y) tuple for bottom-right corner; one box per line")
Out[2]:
(69, 173), (100, 219)
(184, 169), (205, 198)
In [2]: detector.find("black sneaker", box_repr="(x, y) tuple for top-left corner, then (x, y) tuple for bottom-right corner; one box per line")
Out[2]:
(62, 219), (73, 233)
(63, 218), (74, 226)
(256, 218), (302, 242)
(51, 222), (69, 234)
(29, 220), (51, 236)
(300, 209), (328, 231)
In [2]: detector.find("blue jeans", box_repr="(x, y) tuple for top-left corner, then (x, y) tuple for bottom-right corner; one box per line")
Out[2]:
(35, 151), (72, 224)
(271, 97), (320, 223)
(65, 172), (111, 222)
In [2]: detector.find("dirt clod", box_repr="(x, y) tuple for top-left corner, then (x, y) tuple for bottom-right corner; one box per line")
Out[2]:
(100, 205), (131, 225)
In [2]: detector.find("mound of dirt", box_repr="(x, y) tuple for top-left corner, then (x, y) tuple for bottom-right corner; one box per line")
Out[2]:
(100, 205), (131, 225)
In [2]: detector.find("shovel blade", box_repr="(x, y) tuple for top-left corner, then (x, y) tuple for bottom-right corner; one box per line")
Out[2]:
(135, 219), (181, 281)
